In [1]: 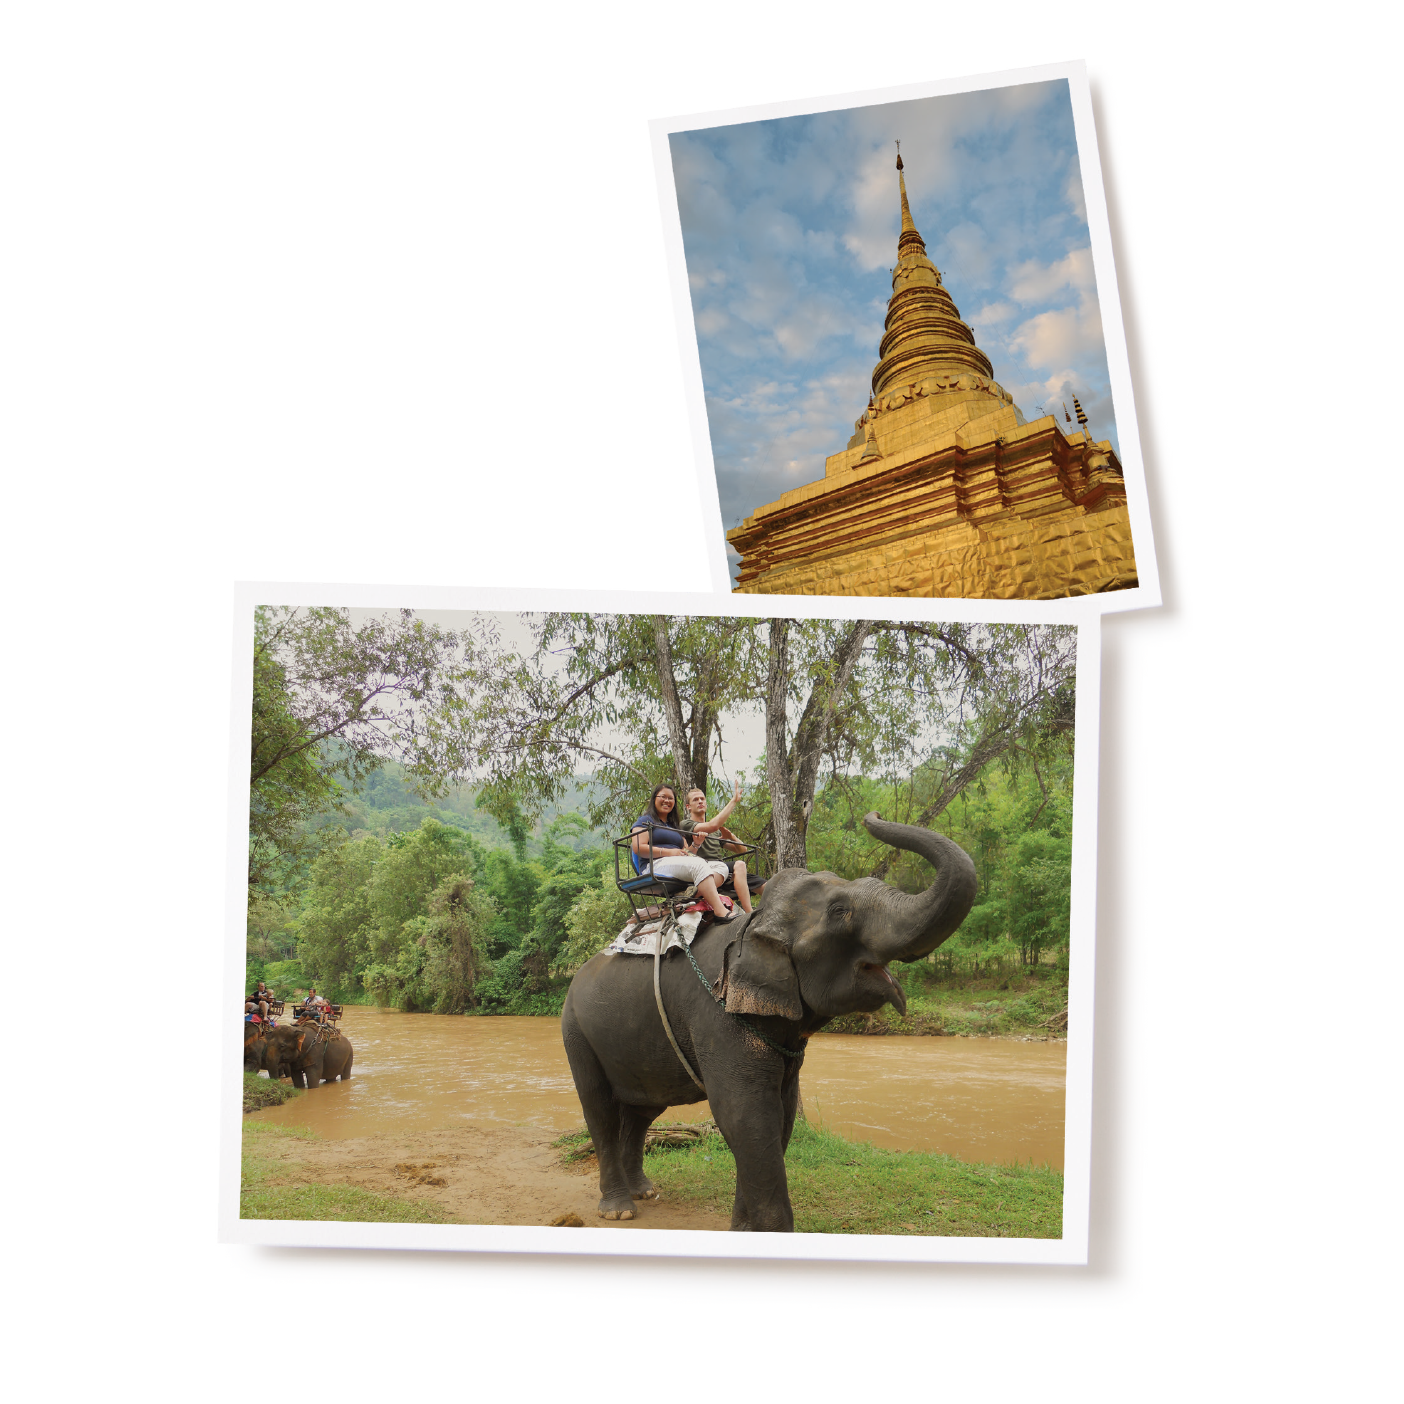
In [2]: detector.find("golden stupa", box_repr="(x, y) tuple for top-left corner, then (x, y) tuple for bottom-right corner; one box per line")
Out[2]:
(727, 150), (1137, 598)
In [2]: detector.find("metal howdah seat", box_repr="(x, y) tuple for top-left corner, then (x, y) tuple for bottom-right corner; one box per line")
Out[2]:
(614, 820), (696, 922)
(613, 819), (765, 923)
(295, 1001), (342, 1023)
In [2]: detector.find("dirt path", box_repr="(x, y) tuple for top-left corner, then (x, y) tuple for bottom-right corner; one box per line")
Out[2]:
(250, 1121), (732, 1231)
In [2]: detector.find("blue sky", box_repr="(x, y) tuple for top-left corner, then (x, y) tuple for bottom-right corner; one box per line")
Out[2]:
(668, 80), (1119, 576)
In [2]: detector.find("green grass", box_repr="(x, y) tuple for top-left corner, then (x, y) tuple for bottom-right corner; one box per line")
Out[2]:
(825, 966), (1068, 1038)
(240, 1121), (451, 1224)
(560, 1120), (1063, 1237)
(243, 1073), (305, 1113)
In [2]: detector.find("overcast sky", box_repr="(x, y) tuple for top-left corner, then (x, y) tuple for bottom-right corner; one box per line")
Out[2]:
(668, 79), (1119, 580)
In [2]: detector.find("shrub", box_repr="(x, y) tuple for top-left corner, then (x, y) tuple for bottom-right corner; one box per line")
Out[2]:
(554, 868), (632, 978)
(261, 959), (304, 999)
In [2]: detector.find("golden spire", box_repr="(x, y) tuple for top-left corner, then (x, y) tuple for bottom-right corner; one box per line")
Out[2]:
(868, 148), (1000, 405)
(895, 142), (923, 258)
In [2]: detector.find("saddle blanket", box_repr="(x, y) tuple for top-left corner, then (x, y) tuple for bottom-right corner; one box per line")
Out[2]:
(608, 909), (706, 958)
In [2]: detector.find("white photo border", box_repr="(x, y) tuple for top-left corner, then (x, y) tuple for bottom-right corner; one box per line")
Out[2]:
(220, 581), (1101, 1265)
(649, 59), (1160, 614)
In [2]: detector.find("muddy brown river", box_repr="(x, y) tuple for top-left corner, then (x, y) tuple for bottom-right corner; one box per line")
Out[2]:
(249, 1007), (1067, 1169)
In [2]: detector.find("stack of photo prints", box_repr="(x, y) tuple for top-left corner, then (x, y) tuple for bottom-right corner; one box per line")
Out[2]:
(222, 60), (1159, 1265)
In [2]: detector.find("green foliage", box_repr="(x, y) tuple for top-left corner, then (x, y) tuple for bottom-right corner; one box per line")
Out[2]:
(293, 818), (484, 1006)
(801, 747), (1074, 970)
(243, 1074), (302, 1113)
(248, 605), (487, 894)
(517, 848), (607, 990)
(480, 849), (541, 957)
(363, 874), (493, 1014)
(471, 949), (526, 1011)
(260, 959), (304, 999)
(555, 867), (633, 977)
(293, 832), (382, 997)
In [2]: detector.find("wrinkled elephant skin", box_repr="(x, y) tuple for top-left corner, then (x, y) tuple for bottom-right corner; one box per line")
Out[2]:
(266, 1021), (354, 1088)
(562, 814), (977, 1230)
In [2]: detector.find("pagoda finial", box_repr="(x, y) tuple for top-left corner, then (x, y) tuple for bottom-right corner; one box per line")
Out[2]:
(896, 142), (919, 241)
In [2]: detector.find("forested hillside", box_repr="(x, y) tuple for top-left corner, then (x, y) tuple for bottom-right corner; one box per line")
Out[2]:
(248, 759), (1072, 1017)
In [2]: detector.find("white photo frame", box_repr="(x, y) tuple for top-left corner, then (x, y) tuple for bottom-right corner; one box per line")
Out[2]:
(221, 582), (1100, 1264)
(650, 61), (1159, 612)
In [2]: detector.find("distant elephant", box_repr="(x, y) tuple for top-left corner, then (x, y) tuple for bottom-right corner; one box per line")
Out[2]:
(243, 1022), (276, 1075)
(244, 1027), (290, 1078)
(266, 1020), (354, 1088)
(562, 814), (978, 1231)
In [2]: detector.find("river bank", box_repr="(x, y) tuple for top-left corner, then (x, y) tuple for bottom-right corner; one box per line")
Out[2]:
(241, 1119), (730, 1229)
(241, 1117), (1062, 1237)
(824, 968), (1068, 1039)
(263, 969), (1069, 1040)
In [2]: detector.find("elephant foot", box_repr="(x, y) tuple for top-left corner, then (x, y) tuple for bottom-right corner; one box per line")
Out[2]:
(629, 1175), (658, 1202)
(598, 1193), (636, 1221)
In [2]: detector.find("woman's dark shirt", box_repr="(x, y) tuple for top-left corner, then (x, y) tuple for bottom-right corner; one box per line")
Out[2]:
(632, 813), (686, 872)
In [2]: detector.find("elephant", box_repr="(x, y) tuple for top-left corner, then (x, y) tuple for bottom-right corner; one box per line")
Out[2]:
(265, 1019), (354, 1088)
(561, 813), (978, 1231)
(244, 1027), (290, 1078)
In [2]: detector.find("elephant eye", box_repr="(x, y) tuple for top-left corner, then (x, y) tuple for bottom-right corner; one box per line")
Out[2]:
(829, 904), (852, 922)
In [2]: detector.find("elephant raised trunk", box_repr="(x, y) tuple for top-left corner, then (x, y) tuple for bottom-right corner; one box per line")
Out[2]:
(859, 811), (980, 963)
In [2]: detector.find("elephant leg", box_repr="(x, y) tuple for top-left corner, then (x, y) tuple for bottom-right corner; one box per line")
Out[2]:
(729, 1187), (751, 1231)
(619, 1104), (664, 1201)
(780, 1062), (803, 1153)
(562, 1014), (635, 1221)
(708, 1080), (794, 1233)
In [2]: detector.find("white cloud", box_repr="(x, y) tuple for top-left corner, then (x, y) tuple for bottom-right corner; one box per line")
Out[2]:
(1008, 247), (1095, 303)
(1064, 170), (1087, 224)
(972, 300), (1017, 327)
(1009, 299), (1104, 369)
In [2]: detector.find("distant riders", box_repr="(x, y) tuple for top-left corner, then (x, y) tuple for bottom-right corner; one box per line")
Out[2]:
(300, 988), (331, 1024)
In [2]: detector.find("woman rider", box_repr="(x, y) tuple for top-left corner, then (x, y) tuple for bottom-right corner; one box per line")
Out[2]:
(630, 783), (736, 921)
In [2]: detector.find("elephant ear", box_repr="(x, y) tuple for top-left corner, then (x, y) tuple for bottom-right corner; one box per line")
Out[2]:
(718, 926), (803, 1022)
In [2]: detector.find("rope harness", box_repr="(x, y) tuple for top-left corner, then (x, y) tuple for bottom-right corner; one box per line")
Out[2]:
(295, 1016), (340, 1048)
(651, 909), (808, 1091)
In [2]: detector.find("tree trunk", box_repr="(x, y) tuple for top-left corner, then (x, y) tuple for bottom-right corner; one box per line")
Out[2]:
(651, 615), (694, 794)
(789, 620), (873, 843)
(688, 650), (723, 800)
(765, 619), (873, 870)
(766, 619), (806, 869)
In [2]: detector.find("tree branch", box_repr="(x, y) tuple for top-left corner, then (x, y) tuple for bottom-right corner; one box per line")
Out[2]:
(651, 616), (694, 793)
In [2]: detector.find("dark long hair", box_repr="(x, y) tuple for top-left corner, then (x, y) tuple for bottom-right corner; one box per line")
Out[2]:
(645, 783), (679, 827)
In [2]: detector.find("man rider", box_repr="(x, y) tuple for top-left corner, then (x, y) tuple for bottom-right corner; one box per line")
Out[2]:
(679, 781), (756, 914)
(245, 980), (271, 1020)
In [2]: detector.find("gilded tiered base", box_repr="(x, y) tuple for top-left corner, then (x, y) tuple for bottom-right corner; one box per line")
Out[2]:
(728, 400), (1137, 600)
